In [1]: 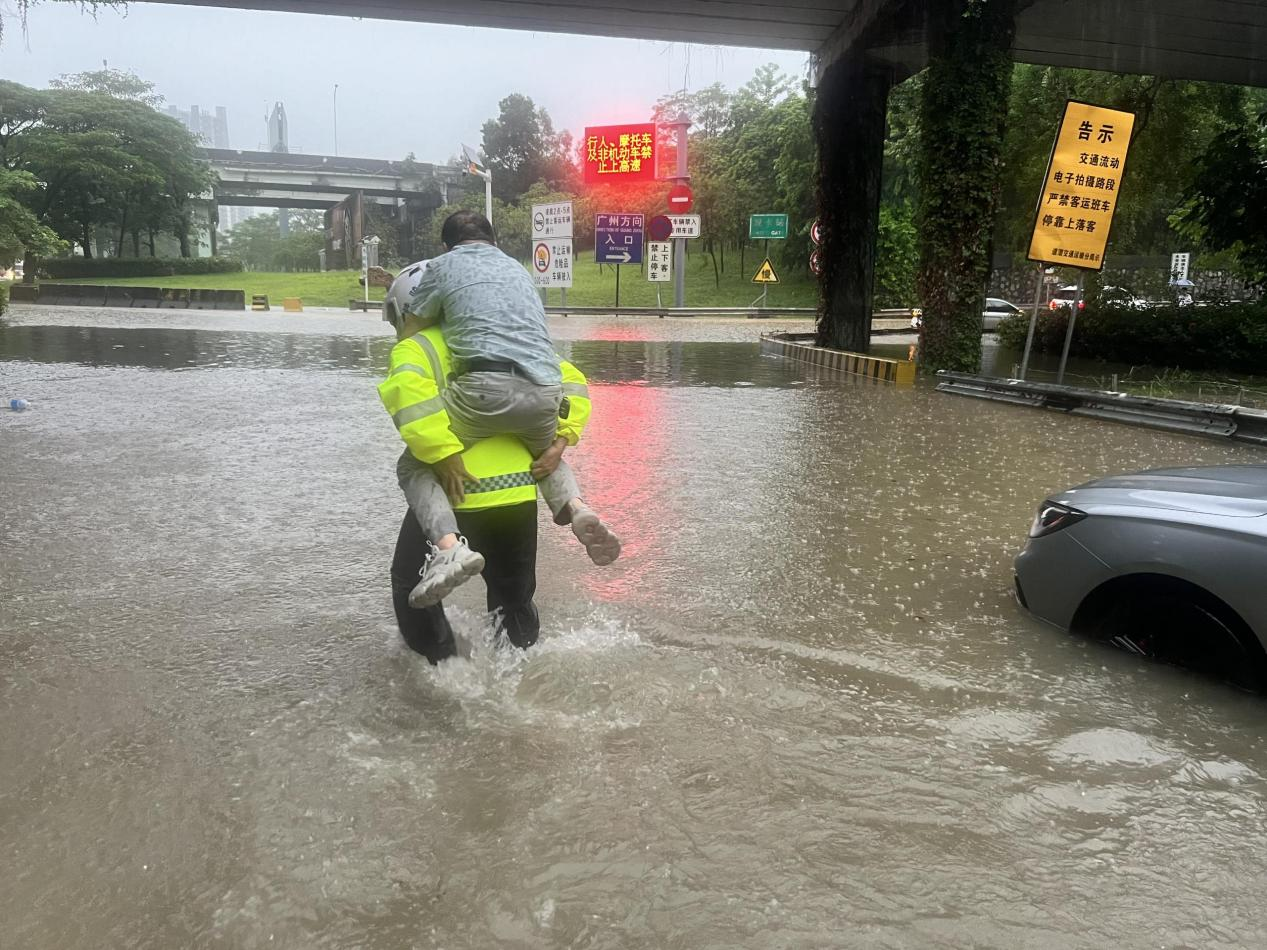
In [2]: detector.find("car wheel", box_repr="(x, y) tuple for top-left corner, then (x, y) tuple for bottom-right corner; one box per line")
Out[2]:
(1093, 593), (1263, 691)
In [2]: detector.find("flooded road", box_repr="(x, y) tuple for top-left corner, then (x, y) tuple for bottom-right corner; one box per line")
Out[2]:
(3, 306), (1267, 949)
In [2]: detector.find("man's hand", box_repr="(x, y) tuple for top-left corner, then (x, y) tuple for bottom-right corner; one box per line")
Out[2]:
(532, 437), (568, 481)
(434, 453), (471, 505)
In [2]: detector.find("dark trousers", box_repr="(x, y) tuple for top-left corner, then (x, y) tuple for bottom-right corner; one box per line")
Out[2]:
(390, 501), (540, 664)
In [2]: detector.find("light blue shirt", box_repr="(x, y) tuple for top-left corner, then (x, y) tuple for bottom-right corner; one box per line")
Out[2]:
(404, 243), (562, 386)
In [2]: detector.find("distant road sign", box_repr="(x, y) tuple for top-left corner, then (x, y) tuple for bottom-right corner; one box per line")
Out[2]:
(595, 212), (644, 265)
(749, 214), (788, 240)
(810, 219), (823, 245)
(583, 124), (657, 185)
(531, 238), (573, 288)
(1170, 251), (1191, 281)
(648, 215), (673, 242)
(809, 249), (823, 277)
(532, 201), (573, 239)
(669, 214), (700, 238)
(668, 183), (694, 213)
(648, 242), (672, 282)
(752, 258), (780, 283)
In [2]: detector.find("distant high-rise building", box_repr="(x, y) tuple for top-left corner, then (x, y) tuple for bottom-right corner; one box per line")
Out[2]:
(165, 103), (230, 148)
(266, 102), (288, 153)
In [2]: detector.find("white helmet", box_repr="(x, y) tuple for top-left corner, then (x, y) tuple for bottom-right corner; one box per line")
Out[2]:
(383, 259), (431, 328)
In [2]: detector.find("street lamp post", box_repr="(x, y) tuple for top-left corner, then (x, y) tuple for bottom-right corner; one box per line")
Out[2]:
(460, 144), (493, 229)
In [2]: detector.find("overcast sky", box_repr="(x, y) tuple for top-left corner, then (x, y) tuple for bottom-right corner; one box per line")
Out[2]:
(2, 2), (810, 162)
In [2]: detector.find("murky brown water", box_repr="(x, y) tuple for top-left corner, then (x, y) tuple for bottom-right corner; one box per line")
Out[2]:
(3, 306), (1267, 949)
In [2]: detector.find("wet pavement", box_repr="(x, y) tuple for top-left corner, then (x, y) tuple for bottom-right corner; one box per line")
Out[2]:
(3, 305), (1267, 949)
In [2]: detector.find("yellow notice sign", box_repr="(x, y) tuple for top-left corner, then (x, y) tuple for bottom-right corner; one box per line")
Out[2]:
(752, 258), (779, 283)
(1027, 100), (1135, 271)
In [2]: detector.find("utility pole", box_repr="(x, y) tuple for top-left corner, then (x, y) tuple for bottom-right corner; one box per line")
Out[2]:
(669, 113), (692, 309)
(333, 84), (339, 157)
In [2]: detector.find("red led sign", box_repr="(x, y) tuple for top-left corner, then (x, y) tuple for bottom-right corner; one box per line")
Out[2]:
(583, 123), (657, 185)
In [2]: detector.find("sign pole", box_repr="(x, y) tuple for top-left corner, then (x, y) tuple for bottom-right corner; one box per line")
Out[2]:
(1056, 271), (1084, 385)
(615, 263), (621, 312)
(671, 113), (691, 309)
(763, 239), (770, 307)
(1019, 264), (1044, 380)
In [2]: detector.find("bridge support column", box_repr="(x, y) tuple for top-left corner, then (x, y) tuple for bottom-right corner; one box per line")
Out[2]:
(914, 0), (1018, 372)
(813, 51), (896, 353)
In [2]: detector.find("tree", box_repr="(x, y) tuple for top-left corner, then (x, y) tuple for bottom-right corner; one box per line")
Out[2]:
(1174, 102), (1267, 286)
(50, 68), (163, 107)
(0, 79), (213, 262)
(220, 210), (325, 271)
(0, 168), (64, 265)
(480, 94), (574, 202)
(1, 1), (124, 44)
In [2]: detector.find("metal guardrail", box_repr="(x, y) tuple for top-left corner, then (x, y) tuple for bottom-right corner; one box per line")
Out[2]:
(936, 372), (1267, 446)
(544, 305), (816, 318)
(542, 306), (918, 320)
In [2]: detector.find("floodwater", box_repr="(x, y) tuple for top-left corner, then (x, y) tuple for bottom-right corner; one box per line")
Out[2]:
(3, 306), (1267, 950)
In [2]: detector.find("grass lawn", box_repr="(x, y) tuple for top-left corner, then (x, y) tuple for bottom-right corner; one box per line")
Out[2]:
(59, 271), (385, 309)
(56, 252), (819, 312)
(548, 251), (818, 309)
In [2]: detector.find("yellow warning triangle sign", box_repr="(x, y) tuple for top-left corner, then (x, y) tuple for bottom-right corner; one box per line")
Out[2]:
(752, 258), (779, 283)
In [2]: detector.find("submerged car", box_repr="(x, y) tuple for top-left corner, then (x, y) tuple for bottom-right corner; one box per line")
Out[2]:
(1014, 465), (1267, 689)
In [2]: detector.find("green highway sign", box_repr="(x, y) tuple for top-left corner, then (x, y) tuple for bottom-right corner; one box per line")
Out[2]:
(749, 214), (789, 240)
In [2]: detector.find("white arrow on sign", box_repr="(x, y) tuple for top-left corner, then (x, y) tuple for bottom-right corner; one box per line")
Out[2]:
(607, 249), (632, 264)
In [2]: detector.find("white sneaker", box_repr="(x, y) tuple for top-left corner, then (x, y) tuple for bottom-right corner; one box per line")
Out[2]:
(570, 505), (622, 566)
(409, 537), (486, 608)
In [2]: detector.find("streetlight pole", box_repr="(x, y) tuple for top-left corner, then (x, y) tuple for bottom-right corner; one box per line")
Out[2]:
(459, 144), (493, 230)
(333, 84), (339, 157)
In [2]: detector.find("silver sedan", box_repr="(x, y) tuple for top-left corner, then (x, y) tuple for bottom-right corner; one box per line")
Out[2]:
(1014, 465), (1267, 689)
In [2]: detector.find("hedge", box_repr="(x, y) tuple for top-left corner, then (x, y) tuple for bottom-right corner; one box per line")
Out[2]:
(39, 256), (244, 279)
(997, 302), (1267, 373)
(0, 282), (8, 316)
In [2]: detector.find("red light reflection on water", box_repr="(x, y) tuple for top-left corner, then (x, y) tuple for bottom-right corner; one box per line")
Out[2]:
(572, 381), (670, 601)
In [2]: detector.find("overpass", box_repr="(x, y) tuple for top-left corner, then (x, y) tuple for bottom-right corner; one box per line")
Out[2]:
(166, 1), (1266, 86)
(204, 147), (466, 210)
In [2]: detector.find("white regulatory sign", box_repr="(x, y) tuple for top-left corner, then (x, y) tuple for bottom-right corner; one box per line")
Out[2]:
(531, 238), (573, 288)
(532, 201), (573, 240)
(668, 214), (700, 239)
(1170, 252), (1191, 281)
(647, 242), (672, 282)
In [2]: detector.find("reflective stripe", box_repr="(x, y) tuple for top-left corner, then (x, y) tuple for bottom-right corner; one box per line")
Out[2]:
(392, 396), (446, 428)
(409, 332), (446, 392)
(462, 471), (536, 494)
(390, 363), (430, 378)
(562, 382), (589, 399)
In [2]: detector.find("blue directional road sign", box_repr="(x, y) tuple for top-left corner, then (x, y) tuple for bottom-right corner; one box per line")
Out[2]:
(595, 212), (644, 265)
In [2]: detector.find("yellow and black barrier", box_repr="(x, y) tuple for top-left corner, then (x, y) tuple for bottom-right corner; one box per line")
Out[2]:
(760, 332), (916, 385)
(251, 294), (270, 312)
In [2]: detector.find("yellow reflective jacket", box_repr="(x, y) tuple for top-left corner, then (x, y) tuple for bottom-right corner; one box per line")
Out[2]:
(377, 327), (591, 512)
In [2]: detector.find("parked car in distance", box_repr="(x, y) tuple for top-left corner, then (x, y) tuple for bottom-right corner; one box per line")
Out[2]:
(1096, 285), (1147, 309)
(983, 298), (1022, 331)
(1014, 465), (1267, 690)
(909, 300), (1017, 332)
(1048, 285), (1084, 311)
